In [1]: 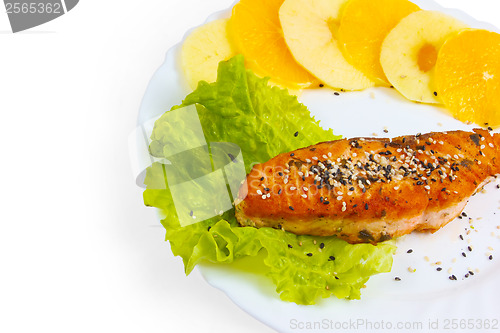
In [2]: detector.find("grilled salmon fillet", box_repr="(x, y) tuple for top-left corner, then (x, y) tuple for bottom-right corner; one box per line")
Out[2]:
(235, 129), (500, 244)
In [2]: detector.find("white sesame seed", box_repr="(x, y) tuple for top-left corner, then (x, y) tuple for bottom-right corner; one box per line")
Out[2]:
(352, 153), (357, 157)
(347, 191), (353, 196)
(298, 171), (303, 176)
(341, 206), (346, 212)
(337, 196), (343, 201)
(481, 136), (485, 141)
(481, 145), (486, 150)
(439, 141), (444, 145)
(267, 193), (270, 198)
(262, 195), (267, 200)
(328, 152), (332, 157)
(312, 156), (318, 160)
(337, 191), (343, 195)
(424, 185), (431, 190)
(192, 215), (196, 219)
(284, 169), (290, 173)
(257, 190), (263, 195)
(394, 186), (399, 191)
(301, 194), (308, 199)
(284, 178), (289, 184)
(290, 186), (296, 190)
(489, 143), (494, 148)
(303, 187), (309, 192)
(454, 154), (459, 159)
(323, 155), (328, 159)
(478, 161), (482, 165)
(306, 159), (311, 163)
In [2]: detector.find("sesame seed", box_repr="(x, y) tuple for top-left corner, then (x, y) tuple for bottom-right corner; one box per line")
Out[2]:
(437, 267), (442, 271)
(407, 249), (413, 253)
(290, 186), (296, 190)
(306, 253), (313, 257)
(489, 143), (494, 148)
(303, 187), (309, 192)
(261, 195), (267, 200)
(328, 256), (335, 261)
(257, 190), (263, 195)
(289, 206), (294, 211)
(320, 243), (325, 249)
(294, 131), (299, 137)
(288, 244), (293, 249)
(267, 193), (270, 198)
(394, 277), (401, 281)
(481, 145), (486, 150)
(301, 194), (308, 198)
(489, 255), (493, 260)
(306, 159), (311, 163)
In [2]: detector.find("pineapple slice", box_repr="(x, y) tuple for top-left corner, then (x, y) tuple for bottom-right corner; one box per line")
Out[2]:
(279, 0), (375, 91)
(380, 11), (468, 104)
(181, 19), (236, 90)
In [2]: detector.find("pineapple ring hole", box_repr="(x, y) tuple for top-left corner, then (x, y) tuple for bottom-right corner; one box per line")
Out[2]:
(417, 43), (438, 73)
(327, 18), (340, 40)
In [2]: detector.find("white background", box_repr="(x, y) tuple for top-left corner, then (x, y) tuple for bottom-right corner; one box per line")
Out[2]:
(0, 1), (499, 332)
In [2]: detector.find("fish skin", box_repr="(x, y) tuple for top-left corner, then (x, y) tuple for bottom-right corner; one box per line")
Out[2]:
(235, 129), (500, 244)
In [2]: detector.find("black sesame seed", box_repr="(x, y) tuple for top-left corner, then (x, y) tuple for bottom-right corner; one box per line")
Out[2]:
(416, 181), (424, 185)
(288, 244), (293, 249)
(437, 267), (442, 271)
(334, 92), (340, 96)
(433, 91), (438, 96)
(469, 270), (474, 276)
(289, 206), (294, 211)
(319, 83), (324, 88)
(320, 243), (325, 249)
(264, 187), (270, 191)
(462, 252), (467, 257)
(468, 246), (472, 252)
(407, 249), (413, 254)
(290, 153), (295, 157)
(207, 226), (211, 231)
(278, 172), (283, 176)
(278, 189), (282, 195)
(323, 201), (330, 205)
(294, 131), (299, 137)
(459, 235), (464, 240)
(365, 203), (369, 210)
(394, 277), (401, 281)
(189, 210), (194, 217)
(461, 212), (467, 217)
(335, 276), (339, 280)
(489, 255), (493, 260)
(260, 177), (264, 181)
(328, 256), (335, 261)
(307, 253), (313, 257)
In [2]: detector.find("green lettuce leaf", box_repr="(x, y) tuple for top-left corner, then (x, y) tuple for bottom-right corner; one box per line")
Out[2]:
(143, 55), (395, 305)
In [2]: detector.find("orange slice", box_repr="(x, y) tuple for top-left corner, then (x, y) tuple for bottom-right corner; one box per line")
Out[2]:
(228, 0), (319, 89)
(338, 0), (420, 85)
(435, 29), (500, 127)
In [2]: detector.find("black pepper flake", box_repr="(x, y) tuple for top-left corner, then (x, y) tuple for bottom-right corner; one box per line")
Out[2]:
(294, 131), (299, 137)
(288, 244), (293, 249)
(407, 249), (413, 254)
(289, 206), (294, 211)
(328, 256), (335, 261)
(319, 243), (325, 249)
(394, 277), (401, 281)
(306, 253), (313, 257)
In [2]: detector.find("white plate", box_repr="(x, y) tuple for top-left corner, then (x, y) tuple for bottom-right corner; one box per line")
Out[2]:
(137, 2), (500, 332)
